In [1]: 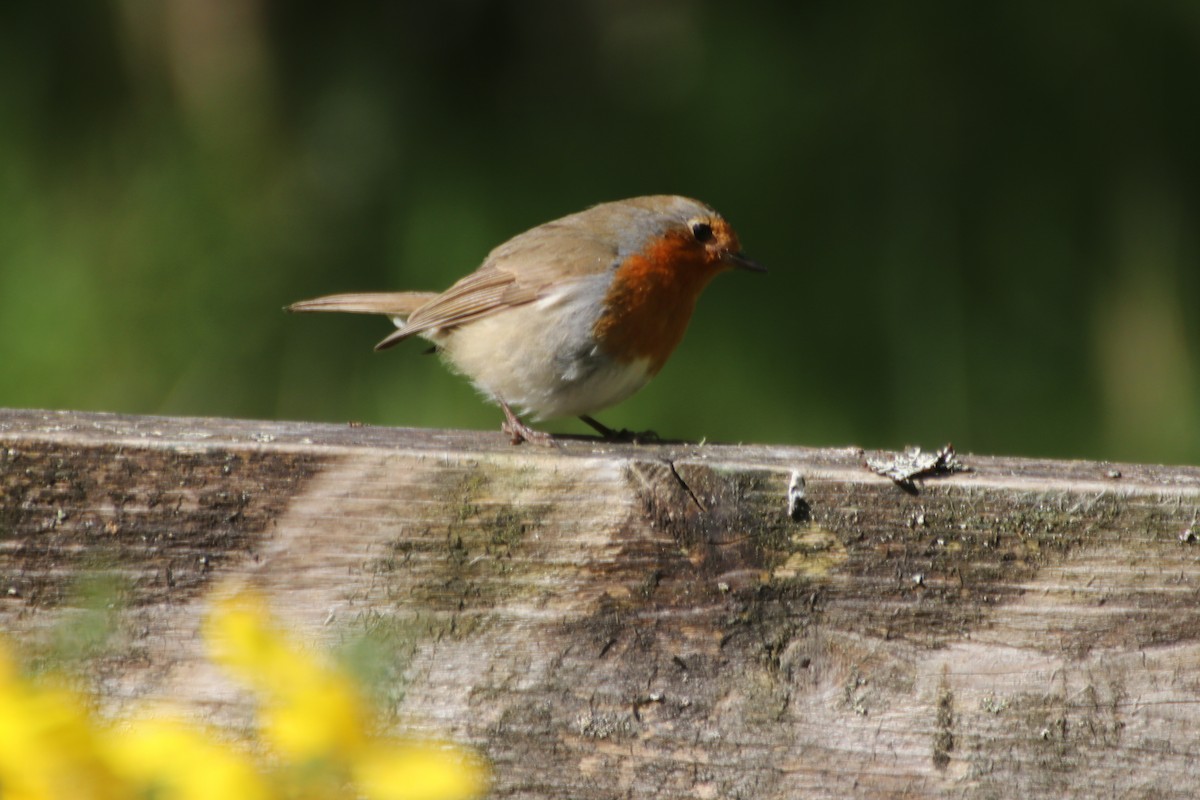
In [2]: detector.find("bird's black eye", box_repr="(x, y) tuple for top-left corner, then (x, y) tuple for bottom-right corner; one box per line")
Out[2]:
(691, 221), (714, 242)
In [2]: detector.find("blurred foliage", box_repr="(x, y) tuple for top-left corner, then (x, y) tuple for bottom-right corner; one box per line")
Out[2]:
(0, 1), (1197, 463)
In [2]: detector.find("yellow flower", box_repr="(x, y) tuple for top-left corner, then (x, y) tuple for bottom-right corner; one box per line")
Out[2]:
(0, 643), (122, 800)
(205, 591), (369, 763)
(353, 739), (489, 800)
(104, 716), (270, 800)
(0, 591), (488, 800)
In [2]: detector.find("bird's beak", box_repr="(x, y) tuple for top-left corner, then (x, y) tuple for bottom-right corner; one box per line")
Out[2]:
(726, 251), (767, 273)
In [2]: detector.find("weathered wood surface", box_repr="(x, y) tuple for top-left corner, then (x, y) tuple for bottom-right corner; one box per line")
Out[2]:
(3, 407), (1200, 799)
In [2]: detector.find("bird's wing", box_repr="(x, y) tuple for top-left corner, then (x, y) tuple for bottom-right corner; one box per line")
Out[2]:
(380, 222), (618, 349)
(399, 266), (534, 336)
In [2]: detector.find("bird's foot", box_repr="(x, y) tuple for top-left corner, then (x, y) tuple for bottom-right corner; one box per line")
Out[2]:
(500, 401), (557, 447)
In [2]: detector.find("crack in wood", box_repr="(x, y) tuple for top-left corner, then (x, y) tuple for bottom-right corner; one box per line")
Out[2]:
(665, 458), (707, 512)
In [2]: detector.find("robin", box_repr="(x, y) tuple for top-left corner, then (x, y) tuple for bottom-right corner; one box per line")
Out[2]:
(288, 195), (763, 444)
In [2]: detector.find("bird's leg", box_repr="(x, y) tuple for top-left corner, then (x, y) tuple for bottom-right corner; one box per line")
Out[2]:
(578, 415), (659, 443)
(500, 400), (555, 446)
(578, 415), (617, 438)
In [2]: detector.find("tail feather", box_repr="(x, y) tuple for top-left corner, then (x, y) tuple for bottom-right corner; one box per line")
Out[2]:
(286, 292), (439, 316)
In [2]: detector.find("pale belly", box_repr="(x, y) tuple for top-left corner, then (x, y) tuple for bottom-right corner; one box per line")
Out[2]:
(425, 282), (654, 420)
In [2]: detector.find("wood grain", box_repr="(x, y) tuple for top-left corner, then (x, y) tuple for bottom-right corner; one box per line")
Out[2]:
(3, 408), (1200, 798)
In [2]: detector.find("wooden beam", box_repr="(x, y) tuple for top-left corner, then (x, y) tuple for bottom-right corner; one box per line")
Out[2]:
(3, 408), (1200, 798)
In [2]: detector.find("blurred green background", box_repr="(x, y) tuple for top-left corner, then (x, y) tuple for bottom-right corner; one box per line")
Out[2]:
(2, 2), (1197, 464)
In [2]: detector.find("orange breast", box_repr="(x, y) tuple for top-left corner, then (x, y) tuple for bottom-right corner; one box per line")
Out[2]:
(592, 232), (726, 374)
